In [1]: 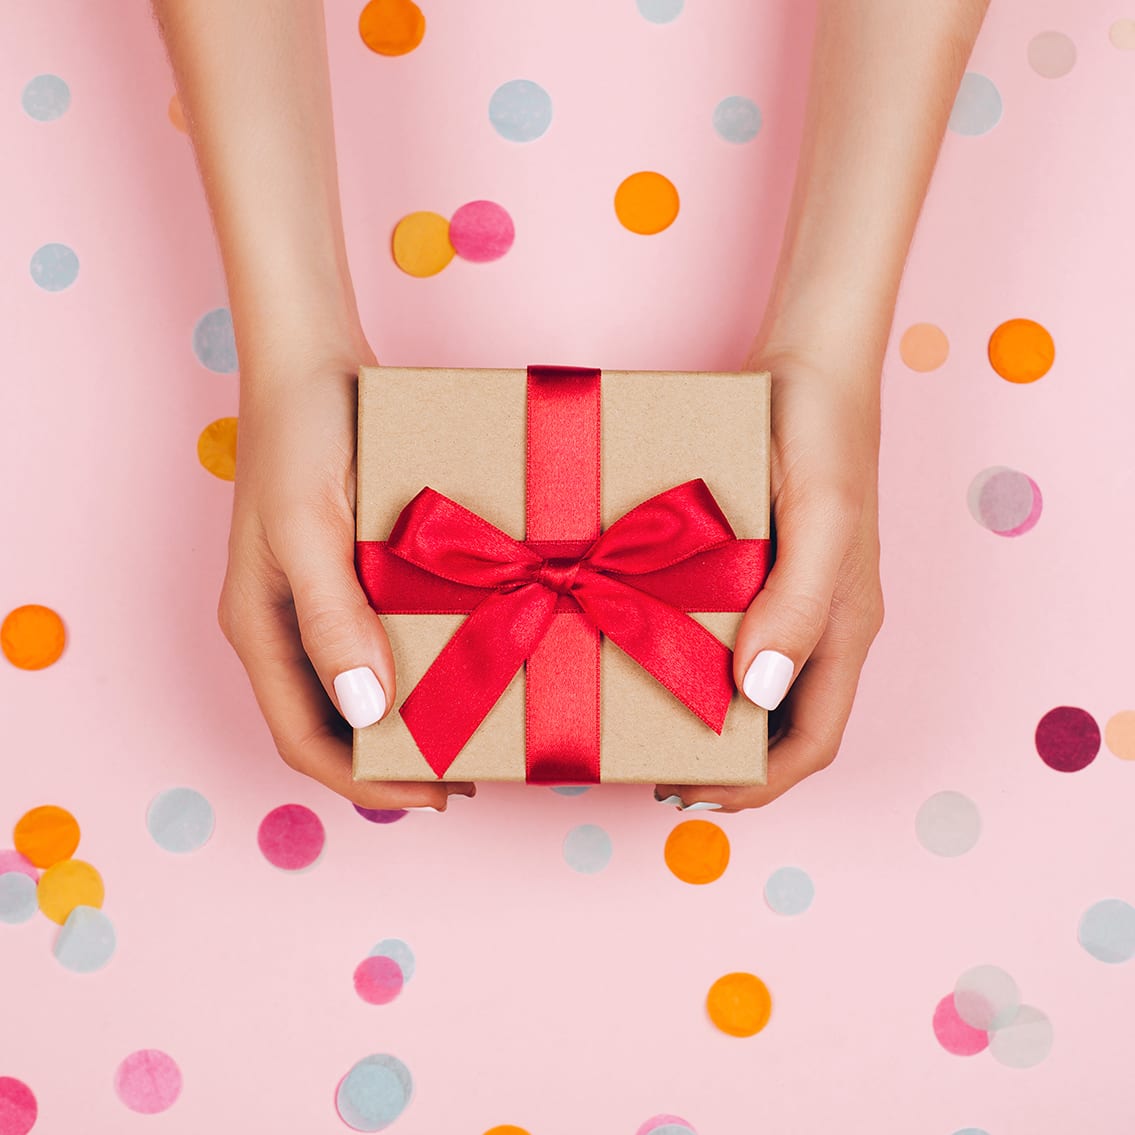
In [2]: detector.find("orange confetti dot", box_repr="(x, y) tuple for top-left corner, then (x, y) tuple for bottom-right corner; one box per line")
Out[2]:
(359, 0), (426, 56)
(706, 971), (772, 1037)
(614, 171), (680, 235)
(1105, 711), (1135, 761)
(168, 93), (187, 134)
(2, 604), (66, 670)
(899, 322), (950, 372)
(988, 318), (1055, 383)
(483, 1128), (530, 1135)
(38, 859), (104, 925)
(664, 819), (730, 884)
(13, 805), (80, 868)
(392, 211), (455, 277)
(197, 417), (238, 481)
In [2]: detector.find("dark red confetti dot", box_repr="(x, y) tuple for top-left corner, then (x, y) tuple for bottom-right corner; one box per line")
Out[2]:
(1035, 706), (1100, 772)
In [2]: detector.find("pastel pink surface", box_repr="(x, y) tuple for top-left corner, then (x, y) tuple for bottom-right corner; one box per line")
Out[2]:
(257, 804), (325, 870)
(0, 851), (38, 882)
(113, 1050), (182, 1115)
(352, 955), (405, 1005)
(448, 199), (515, 262)
(0, 1078), (37, 1135)
(932, 995), (989, 1056)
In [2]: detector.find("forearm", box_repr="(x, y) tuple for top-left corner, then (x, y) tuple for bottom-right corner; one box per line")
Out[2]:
(754, 0), (990, 376)
(151, 0), (364, 371)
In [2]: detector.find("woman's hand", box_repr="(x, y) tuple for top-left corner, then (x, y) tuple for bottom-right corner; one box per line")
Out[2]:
(217, 337), (475, 811)
(654, 347), (885, 811)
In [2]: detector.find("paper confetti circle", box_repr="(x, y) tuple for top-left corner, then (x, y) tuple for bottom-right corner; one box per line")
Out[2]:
(1104, 711), (1135, 761)
(665, 820), (730, 884)
(13, 805), (79, 867)
(899, 322), (950, 371)
(2, 605), (66, 670)
(636, 0), (684, 23)
(489, 80), (553, 143)
(449, 200), (515, 263)
(615, 171), (680, 235)
(764, 866), (814, 915)
(550, 786), (591, 796)
(354, 805), (407, 824)
(0, 1077), (38, 1135)
(1028, 31), (1076, 78)
(0, 850), (38, 882)
(988, 318), (1054, 383)
(0, 873), (38, 924)
(257, 804), (325, 870)
(38, 859), (104, 924)
(354, 955), (404, 1005)
(1111, 19), (1135, 49)
(369, 938), (415, 981)
(713, 96), (762, 143)
(636, 1117), (696, 1135)
(358, 0), (425, 56)
(563, 824), (612, 873)
(147, 787), (215, 853)
(988, 1004), (1053, 1068)
(114, 1049), (182, 1114)
(54, 904), (116, 972)
(1035, 706), (1100, 772)
(967, 466), (1043, 537)
(706, 972), (772, 1037)
(954, 965), (1020, 1030)
(948, 72), (1002, 136)
(192, 307), (238, 373)
(1078, 899), (1135, 963)
(336, 1054), (413, 1132)
(197, 417), (238, 481)
(483, 1128), (530, 1135)
(915, 791), (982, 857)
(22, 74), (70, 121)
(932, 994), (989, 1056)
(30, 242), (79, 291)
(392, 211), (455, 277)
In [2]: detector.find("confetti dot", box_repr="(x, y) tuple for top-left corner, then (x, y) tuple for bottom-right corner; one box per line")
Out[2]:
(359, 0), (426, 57)
(636, 1117), (696, 1135)
(168, 93), (187, 133)
(54, 904), (116, 972)
(257, 804), (325, 871)
(192, 307), (238, 373)
(948, 72), (1002, 136)
(899, 322), (950, 371)
(392, 211), (454, 277)
(0, 873), (38, 924)
(37, 859), (104, 925)
(1035, 706), (1100, 773)
(114, 1050), (182, 1114)
(13, 805), (79, 867)
(615, 171), (680, 235)
(1028, 31), (1077, 78)
(336, 1054), (413, 1132)
(2, 605), (66, 670)
(449, 200), (515, 263)
(764, 866), (814, 915)
(966, 467), (1043, 537)
(354, 955), (404, 1004)
(0, 851), (38, 882)
(147, 787), (215, 853)
(932, 994), (989, 1056)
(197, 417), (238, 481)
(988, 1004), (1053, 1068)
(916, 791), (981, 857)
(1106, 711), (1135, 760)
(1110, 18), (1135, 49)
(1078, 899), (1135, 963)
(665, 819), (730, 884)
(952, 1130), (990, 1135)
(21, 74), (70, 121)
(29, 242), (79, 291)
(954, 965), (1020, 1030)
(0, 1077), (37, 1135)
(550, 786), (591, 796)
(713, 95), (762, 143)
(483, 1128), (531, 1135)
(706, 972), (772, 1037)
(636, 0), (684, 23)
(369, 938), (415, 981)
(354, 805), (408, 823)
(563, 824), (612, 874)
(489, 80), (553, 143)
(988, 318), (1054, 383)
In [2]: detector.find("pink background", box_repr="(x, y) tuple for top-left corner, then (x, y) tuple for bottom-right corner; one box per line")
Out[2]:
(3, 1), (1134, 1132)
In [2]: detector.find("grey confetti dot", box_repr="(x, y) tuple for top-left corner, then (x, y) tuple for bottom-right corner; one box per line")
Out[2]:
(1079, 898), (1135, 963)
(22, 73), (71, 121)
(713, 96), (762, 143)
(489, 80), (553, 143)
(764, 866), (814, 916)
(369, 937), (415, 982)
(30, 243), (79, 291)
(954, 964), (1020, 1030)
(54, 905), (117, 973)
(636, 0), (684, 23)
(563, 823), (612, 873)
(915, 790), (981, 857)
(0, 872), (38, 924)
(336, 1054), (412, 1132)
(550, 785), (591, 796)
(193, 307), (238, 373)
(949, 72), (1002, 136)
(988, 1004), (1053, 1068)
(147, 787), (215, 853)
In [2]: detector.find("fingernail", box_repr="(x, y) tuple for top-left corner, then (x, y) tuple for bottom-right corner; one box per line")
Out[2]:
(742, 649), (794, 710)
(404, 805), (443, 813)
(333, 666), (387, 728)
(656, 794), (682, 806)
(679, 801), (723, 812)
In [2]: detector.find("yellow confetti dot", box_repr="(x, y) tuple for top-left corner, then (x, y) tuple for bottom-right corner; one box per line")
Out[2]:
(359, 0), (426, 56)
(392, 211), (455, 277)
(664, 819), (730, 884)
(168, 93), (187, 134)
(2, 604), (66, 670)
(38, 859), (104, 925)
(899, 322), (950, 372)
(197, 417), (238, 481)
(706, 971), (772, 1037)
(988, 318), (1055, 383)
(614, 171), (680, 235)
(13, 805), (80, 868)
(1105, 710), (1135, 761)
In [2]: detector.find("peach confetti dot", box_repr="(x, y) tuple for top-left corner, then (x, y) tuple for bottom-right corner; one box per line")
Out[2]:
(899, 322), (950, 371)
(197, 417), (238, 481)
(988, 318), (1055, 383)
(38, 859), (104, 925)
(167, 93), (187, 133)
(615, 171), (680, 235)
(664, 819), (730, 884)
(706, 972), (772, 1037)
(13, 805), (80, 868)
(359, 0), (426, 56)
(1105, 710), (1135, 761)
(2, 604), (66, 670)
(1110, 19), (1135, 50)
(392, 211), (455, 277)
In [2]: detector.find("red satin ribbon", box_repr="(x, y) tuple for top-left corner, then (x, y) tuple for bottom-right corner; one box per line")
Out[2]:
(356, 366), (771, 783)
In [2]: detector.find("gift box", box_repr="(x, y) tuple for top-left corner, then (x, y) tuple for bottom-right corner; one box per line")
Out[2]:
(353, 365), (772, 786)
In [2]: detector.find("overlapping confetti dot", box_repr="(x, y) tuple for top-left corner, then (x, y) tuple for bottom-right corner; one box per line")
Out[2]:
(358, 0), (425, 56)
(615, 171), (680, 235)
(1035, 705), (1100, 772)
(257, 804), (325, 871)
(932, 994), (989, 1056)
(988, 317), (1054, 383)
(954, 965), (1020, 1030)
(636, 1116), (696, 1135)
(0, 872), (38, 924)
(948, 72), (1002, 135)
(37, 858), (104, 924)
(706, 972), (772, 1037)
(967, 466), (1042, 536)
(2, 605), (66, 670)
(899, 322), (950, 371)
(0, 850), (38, 881)
(988, 1005), (1053, 1068)
(353, 954), (404, 1004)
(13, 805), (79, 867)
(369, 938), (415, 981)
(665, 820), (729, 884)
(197, 417), (238, 481)
(336, 1054), (412, 1132)
(0, 1077), (37, 1135)
(54, 905), (116, 973)
(392, 211), (454, 277)
(449, 200), (515, 263)
(114, 1050), (182, 1114)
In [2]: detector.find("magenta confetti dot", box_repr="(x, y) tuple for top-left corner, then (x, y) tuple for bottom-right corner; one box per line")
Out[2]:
(1035, 706), (1100, 772)
(0, 851), (38, 882)
(449, 200), (515, 263)
(636, 1115), (697, 1135)
(353, 954), (405, 1005)
(0, 1077), (37, 1135)
(113, 1050), (182, 1115)
(353, 805), (407, 825)
(932, 994), (989, 1055)
(257, 804), (325, 870)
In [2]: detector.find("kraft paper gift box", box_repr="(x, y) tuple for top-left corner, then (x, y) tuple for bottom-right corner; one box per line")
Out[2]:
(353, 364), (773, 786)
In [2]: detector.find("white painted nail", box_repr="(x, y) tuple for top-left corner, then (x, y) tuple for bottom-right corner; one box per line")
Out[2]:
(333, 666), (387, 728)
(680, 801), (723, 812)
(403, 805), (442, 813)
(742, 650), (795, 710)
(656, 794), (683, 806)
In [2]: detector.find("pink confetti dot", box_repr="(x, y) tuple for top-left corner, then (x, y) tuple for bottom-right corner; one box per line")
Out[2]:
(1036, 706), (1100, 773)
(0, 850), (38, 882)
(353, 954), (405, 1005)
(257, 804), (325, 870)
(636, 1115), (696, 1135)
(449, 200), (515, 262)
(113, 1050), (181, 1115)
(0, 1077), (37, 1135)
(932, 993), (989, 1055)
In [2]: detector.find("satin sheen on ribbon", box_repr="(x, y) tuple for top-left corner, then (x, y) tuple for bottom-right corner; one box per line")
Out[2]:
(356, 366), (771, 783)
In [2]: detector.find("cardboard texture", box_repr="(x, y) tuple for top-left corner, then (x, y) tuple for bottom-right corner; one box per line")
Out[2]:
(353, 366), (771, 785)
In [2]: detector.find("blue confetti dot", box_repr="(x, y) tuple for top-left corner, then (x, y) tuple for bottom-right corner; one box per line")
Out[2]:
(951, 1129), (991, 1135)
(713, 95), (762, 143)
(948, 72), (1002, 136)
(489, 80), (553, 143)
(0, 872), (38, 924)
(147, 787), (215, 853)
(54, 905), (117, 973)
(369, 938), (415, 982)
(764, 866), (814, 916)
(192, 307), (238, 373)
(649, 1127), (697, 1135)
(550, 785), (591, 796)
(22, 74), (71, 121)
(563, 823), (612, 873)
(1079, 898), (1135, 963)
(30, 243), (79, 291)
(636, 0), (684, 23)
(336, 1054), (412, 1132)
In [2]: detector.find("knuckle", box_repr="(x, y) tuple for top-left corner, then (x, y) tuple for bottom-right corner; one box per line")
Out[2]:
(296, 603), (358, 661)
(771, 588), (830, 642)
